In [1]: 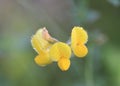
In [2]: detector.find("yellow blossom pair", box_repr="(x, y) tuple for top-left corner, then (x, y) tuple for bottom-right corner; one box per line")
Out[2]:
(31, 26), (88, 71)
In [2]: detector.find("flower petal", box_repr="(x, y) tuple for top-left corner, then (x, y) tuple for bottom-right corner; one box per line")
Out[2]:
(71, 26), (88, 45)
(34, 53), (52, 66)
(31, 35), (44, 54)
(72, 44), (88, 57)
(57, 58), (70, 71)
(49, 42), (71, 61)
(35, 28), (52, 49)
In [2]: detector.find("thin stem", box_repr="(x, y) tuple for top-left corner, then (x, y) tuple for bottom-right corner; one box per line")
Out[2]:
(84, 46), (94, 86)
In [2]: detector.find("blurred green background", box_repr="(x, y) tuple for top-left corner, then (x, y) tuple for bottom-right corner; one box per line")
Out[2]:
(0, 0), (120, 86)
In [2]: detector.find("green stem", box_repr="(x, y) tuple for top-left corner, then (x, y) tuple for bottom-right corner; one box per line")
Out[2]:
(84, 47), (94, 86)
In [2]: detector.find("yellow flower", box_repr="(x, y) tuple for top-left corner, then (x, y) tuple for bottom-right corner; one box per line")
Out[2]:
(71, 26), (88, 58)
(31, 27), (53, 66)
(50, 42), (71, 71)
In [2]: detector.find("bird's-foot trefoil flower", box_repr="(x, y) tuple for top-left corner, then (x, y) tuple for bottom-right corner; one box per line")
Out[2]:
(31, 27), (56, 66)
(71, 26), (88, 58)
(31, 26), (88, 71)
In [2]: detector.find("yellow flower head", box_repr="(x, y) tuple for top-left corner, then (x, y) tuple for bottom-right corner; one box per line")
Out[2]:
(71, 26), (88, 58)
(31, 26), (88, 71)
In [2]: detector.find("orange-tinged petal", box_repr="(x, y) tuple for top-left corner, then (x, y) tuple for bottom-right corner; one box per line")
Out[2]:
(31, 28), (56, 54)
(31, 27), (58, 54)
(42, 27), (58, 43)
(34, 53), (52, 66)
(35, 28), (52, 49)
(71, 26), (88, 45)
(72, 44), (88, 57)
(49, 42), (71, 61)
(57, 58), (70, 71)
